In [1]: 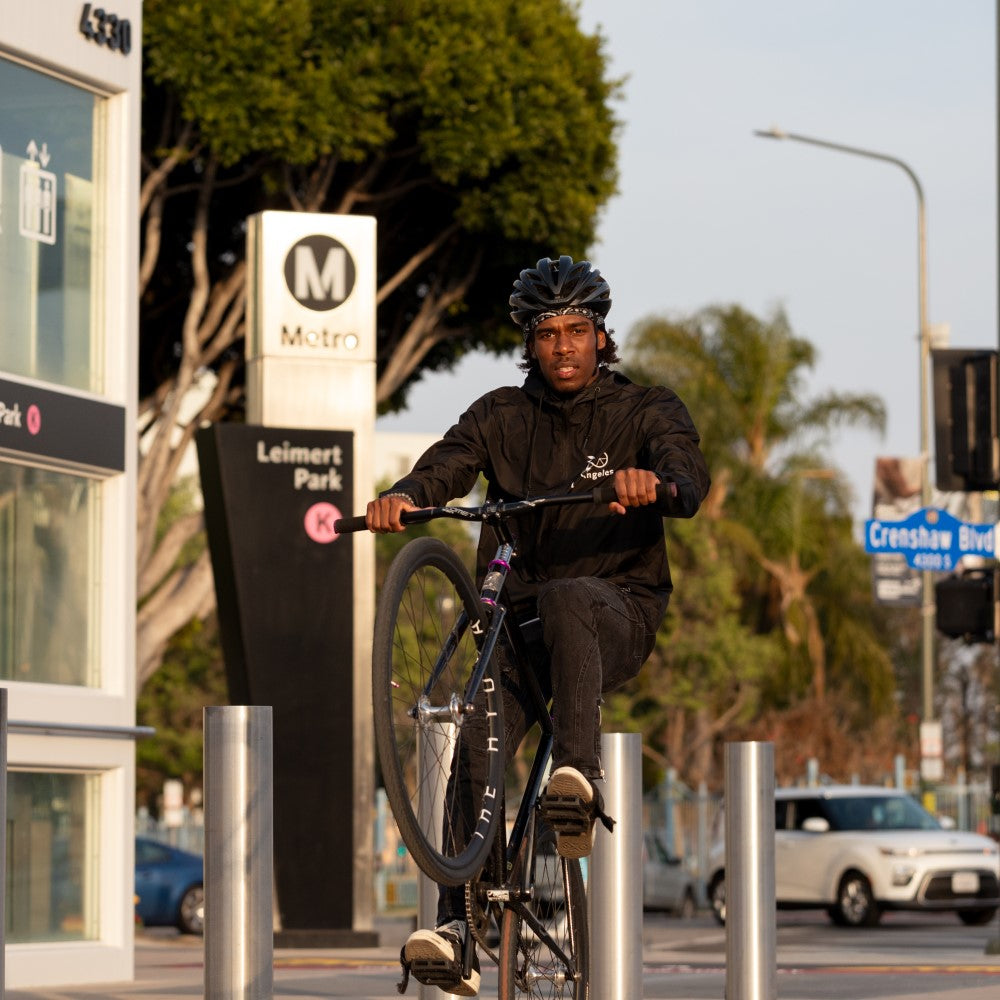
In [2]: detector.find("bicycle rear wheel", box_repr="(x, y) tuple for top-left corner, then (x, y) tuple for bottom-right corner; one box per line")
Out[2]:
(373, 536), (505, 886)
(498, 817), (589, 1000)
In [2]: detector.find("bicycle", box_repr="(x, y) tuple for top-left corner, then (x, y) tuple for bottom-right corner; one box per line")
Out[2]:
(336, 483), (663, 998)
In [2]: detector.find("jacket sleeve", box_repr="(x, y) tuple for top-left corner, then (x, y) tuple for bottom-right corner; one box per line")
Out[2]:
(381, 395), (493, 507)
(641, 388), (711, 518)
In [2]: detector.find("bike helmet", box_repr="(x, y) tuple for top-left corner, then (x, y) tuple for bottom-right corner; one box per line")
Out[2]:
(509, 256), (612, 336)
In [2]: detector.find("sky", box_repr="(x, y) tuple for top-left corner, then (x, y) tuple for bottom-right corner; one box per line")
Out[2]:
(376, 1), (998, 524)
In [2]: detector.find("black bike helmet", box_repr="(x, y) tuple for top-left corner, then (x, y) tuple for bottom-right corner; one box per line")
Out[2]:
(509, 256), (612, 336)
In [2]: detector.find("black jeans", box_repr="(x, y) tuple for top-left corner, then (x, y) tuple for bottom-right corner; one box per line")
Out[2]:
(438, 576), (654, 924)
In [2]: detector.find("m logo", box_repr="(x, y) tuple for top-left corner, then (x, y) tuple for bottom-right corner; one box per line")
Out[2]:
(283, 235), (357, 311)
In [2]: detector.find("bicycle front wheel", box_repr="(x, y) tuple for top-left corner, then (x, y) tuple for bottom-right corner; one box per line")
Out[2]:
(373, 537), (505, 886)
(498, 819), (589, 1000)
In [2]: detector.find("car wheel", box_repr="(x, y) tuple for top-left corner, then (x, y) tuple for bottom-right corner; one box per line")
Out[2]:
(709, 873), (726, 925)
(833, 871), (880, 928)
(677, 888), (696, 920)
(177, 884), (205, 935)
(957, 907), (998, 926)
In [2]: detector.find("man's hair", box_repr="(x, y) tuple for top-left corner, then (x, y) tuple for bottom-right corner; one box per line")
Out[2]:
(518, 326), (621, 372)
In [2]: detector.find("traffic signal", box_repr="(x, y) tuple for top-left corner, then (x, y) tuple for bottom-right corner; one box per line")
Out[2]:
(932, 349), (999, 491)
(934, 567), (996, 642)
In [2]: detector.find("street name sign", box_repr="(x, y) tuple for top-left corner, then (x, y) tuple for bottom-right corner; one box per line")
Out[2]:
(864, 506), (995, 572)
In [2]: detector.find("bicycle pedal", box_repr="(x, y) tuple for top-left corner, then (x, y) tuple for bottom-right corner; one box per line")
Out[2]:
(539, 793), (592, 835)
(409, 958), (463, 987)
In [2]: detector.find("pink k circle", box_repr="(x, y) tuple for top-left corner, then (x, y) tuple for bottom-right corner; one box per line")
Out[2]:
(26, 405), (41, 435)
(304, 502), (341, 544)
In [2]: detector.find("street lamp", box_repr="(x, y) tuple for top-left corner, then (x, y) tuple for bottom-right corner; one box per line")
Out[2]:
(754, 125), (936, 726)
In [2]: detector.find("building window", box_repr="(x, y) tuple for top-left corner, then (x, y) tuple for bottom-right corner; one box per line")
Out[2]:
(0, 464), (101, 687)
(6, 770), (101, 943)
(0, 57), (105, 395)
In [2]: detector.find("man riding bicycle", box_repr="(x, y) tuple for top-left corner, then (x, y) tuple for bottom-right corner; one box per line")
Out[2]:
(366, 255), (710, 996)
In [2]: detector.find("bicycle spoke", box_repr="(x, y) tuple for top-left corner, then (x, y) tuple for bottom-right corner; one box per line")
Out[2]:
(373, 538), (504, 886)
(499, 821), (589, 999)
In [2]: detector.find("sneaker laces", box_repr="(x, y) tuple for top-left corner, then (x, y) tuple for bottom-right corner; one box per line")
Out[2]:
(396, 947), (411, 995)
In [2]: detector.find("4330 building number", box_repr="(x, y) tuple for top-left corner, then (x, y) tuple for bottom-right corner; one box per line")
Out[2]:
(79, 4), (132, 55)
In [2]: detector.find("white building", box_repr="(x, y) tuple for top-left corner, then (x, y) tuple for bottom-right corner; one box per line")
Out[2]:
(0, 3), (141, 987)
(373, 430), (441, 487)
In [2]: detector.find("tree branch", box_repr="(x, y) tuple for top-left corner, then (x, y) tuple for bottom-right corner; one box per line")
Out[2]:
(138, 510), (204, 600)
(137, 551), (215, 688)
(376, 250), (482, 402)
(139, 120), (196, 216)
(376, 222), (461, 306)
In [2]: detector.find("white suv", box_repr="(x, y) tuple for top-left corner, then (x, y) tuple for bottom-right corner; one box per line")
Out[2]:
(707, 785), (999, 927)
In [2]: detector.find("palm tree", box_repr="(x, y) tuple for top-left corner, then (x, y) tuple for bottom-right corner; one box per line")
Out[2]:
(624, 304), (891, 730)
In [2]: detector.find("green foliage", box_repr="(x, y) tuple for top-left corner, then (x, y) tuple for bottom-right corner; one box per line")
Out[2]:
(136, 615), (227, 811)
(620, 303), (903, 786)
(140, 0), (620, 404)
(144, 0), (392, 165)
(144, 0), (617, 229)
(626, 305), (885, 475)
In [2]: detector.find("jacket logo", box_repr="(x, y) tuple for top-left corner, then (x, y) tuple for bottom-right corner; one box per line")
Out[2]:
(579, 452), (615, 481)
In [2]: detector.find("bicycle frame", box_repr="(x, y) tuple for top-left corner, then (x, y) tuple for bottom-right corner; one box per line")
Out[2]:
(464, 519), (581, 981)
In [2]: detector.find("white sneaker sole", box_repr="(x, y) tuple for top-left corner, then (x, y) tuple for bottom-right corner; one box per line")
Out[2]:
(403, 929), (480, 996)
(544, 767), (596, 859)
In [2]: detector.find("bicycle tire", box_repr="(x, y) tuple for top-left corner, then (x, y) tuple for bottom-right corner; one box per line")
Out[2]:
(373, 536), (505, 886)
(498, 817), (589, 1000)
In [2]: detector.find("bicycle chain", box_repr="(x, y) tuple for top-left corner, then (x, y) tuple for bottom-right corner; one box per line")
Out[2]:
(465, 874), (501, 966)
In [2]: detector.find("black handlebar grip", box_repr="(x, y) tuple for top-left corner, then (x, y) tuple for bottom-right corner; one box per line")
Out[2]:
(592, 481), (676, 505)
(333, 514), (369, 534)
(593, 483), (619, 504)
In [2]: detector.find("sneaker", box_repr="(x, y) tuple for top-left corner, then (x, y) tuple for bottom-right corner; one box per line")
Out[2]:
(402, 923), (480, 996)
(540, 766), (599, 859)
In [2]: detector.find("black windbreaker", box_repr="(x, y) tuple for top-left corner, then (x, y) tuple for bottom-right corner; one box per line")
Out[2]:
(386, 367), (711, 638)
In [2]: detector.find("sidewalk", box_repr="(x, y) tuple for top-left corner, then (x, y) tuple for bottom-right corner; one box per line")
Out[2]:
(5, 913), (1000, 1000)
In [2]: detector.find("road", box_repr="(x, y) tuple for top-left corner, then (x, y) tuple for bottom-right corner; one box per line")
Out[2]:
(641, 909), (1000, 999)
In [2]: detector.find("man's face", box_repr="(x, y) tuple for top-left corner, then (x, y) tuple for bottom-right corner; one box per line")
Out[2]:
(529, 314), (606, 394)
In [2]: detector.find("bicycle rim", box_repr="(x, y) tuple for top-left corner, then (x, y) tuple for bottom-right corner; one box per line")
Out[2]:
(498, 819), (589, 1000)
(373, 537), (504, 886)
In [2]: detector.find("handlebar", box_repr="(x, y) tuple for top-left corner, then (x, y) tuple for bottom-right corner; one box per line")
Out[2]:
(333, 481), (676, 534)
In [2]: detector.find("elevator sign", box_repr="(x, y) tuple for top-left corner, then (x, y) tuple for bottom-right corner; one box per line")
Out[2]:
(246, 211), (376, 363)
(19, 141), (57, 245)
(864, 507), (995, 572)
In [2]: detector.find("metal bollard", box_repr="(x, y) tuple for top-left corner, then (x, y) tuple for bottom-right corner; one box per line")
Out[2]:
(204, 706), (274, 1000)
(697, 779), (709, 908)
(724, 741), (776, 1000)
(418, 722), (458, 1000)
(590, 732), (643, 1000)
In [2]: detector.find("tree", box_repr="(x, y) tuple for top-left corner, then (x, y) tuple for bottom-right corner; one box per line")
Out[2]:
(621, 305), (900, 785)
(136, 613), (228, 812)
(136, 0), (620, 682)
(603, 515), (781, 788)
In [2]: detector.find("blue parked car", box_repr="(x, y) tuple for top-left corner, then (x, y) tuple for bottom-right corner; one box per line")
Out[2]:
(135, 837), (204, 935)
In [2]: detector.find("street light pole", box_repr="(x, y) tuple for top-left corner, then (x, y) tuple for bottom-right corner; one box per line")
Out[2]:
(754, 125), (936, 725)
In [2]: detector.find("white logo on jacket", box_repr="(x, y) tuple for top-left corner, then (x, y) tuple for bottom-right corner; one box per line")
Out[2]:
(579, 452), (615, 481)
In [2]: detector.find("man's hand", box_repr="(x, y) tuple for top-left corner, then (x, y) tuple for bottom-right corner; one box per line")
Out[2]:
(608, 468), (676, 515)
(366, 495), (419, 533)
